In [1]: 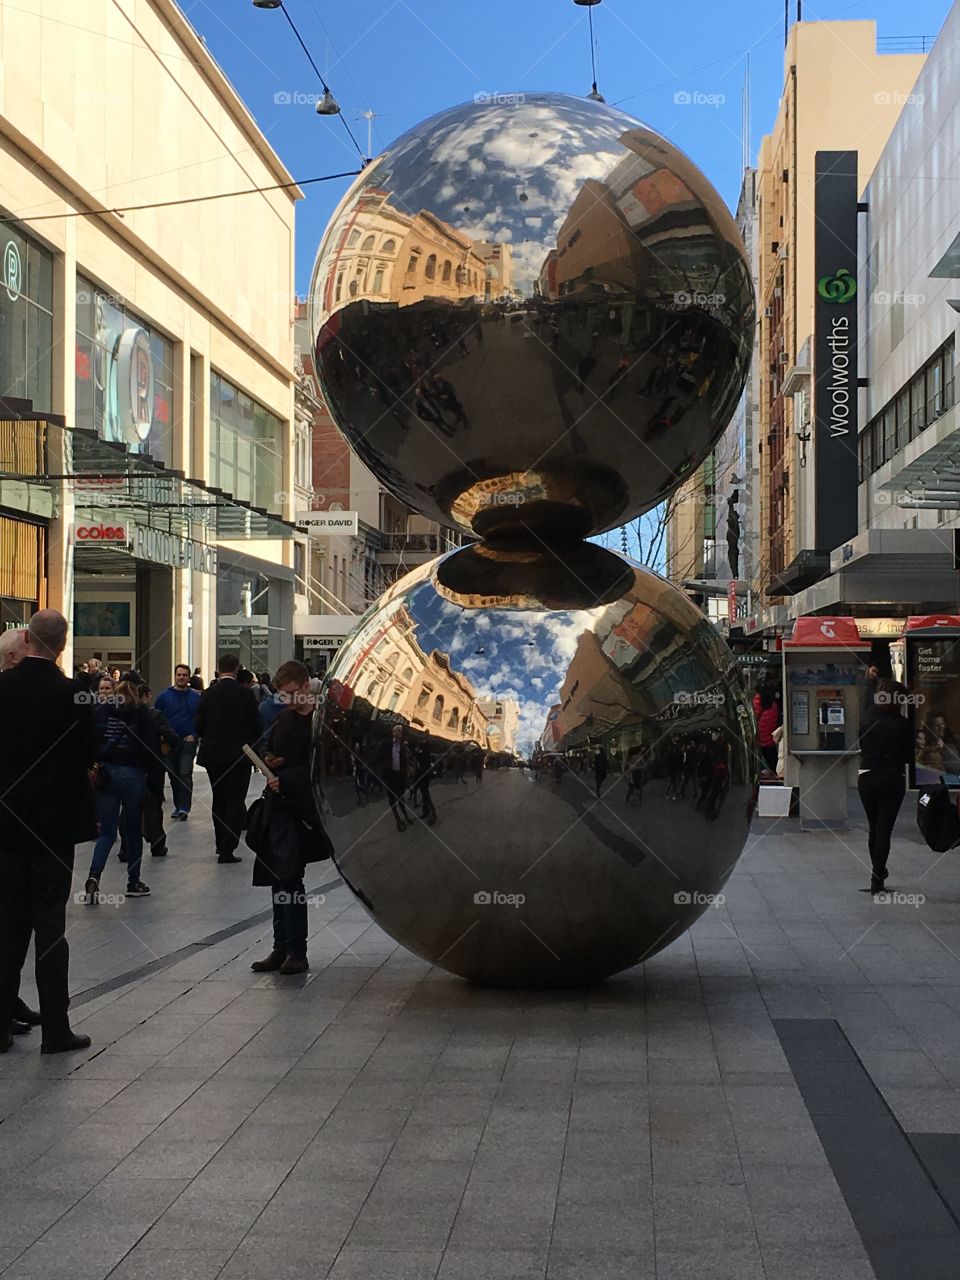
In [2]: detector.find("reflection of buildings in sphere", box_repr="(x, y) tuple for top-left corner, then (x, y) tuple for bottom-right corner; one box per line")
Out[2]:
(308, 94), (755, 540)
(315, 545), (756, 987)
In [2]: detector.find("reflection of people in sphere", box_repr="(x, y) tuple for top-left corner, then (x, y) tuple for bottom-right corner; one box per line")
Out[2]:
(924, 713), (960, 774)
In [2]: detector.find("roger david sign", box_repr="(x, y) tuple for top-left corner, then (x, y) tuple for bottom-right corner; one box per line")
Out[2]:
(813, 151), (859, 554)
(295, 510), (358, 535)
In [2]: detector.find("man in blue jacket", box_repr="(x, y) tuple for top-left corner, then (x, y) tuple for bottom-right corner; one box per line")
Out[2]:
(156, 663), (201, 819)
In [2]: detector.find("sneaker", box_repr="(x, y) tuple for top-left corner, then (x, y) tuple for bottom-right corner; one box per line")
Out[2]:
(84, 876), (99, 905)
(125, 881), (151, 897)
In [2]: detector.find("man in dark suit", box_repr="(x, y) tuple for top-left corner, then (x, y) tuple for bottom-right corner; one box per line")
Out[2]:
(196, 653), (262, 863)
(376, 724), (412, 832)
(0, 610), (98, 1055)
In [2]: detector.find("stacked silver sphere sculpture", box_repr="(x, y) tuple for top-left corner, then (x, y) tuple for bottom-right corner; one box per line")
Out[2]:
(310, 93), (757, 987)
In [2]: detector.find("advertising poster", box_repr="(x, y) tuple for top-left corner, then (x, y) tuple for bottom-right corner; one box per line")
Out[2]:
(908, 639), (960, 787)
(74, 602), (131, 638)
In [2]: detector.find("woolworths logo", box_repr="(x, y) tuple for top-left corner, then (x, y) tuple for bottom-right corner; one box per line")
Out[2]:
(817, 269), (857, 303)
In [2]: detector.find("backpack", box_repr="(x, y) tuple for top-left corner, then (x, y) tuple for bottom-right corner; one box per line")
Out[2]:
(917, 779), (960, 853)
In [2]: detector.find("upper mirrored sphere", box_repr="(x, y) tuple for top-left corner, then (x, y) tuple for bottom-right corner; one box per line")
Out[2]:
(313, 545), (757, 987)
(309, 93), (755, 539)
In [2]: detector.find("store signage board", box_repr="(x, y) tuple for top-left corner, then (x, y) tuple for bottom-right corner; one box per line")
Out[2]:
(73, 522), (130, 546)
(295, 511), (358, 535)
(132, 526), (217, 575)
(813, 151), (859, 554)
(303, 636), (346, 649)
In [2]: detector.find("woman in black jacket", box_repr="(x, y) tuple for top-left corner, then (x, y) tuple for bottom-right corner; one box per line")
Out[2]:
(248, 661), (333, 975)
(857, 678), (914, 894)
(85, 681), (161, 902)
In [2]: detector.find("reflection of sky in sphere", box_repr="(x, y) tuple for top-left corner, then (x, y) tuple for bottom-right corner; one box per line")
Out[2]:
(365, 95), (638, 294)
(413, 582), (600, 753)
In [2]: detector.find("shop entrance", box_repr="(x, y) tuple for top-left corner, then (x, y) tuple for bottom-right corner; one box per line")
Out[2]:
(73, 547), (173, 688)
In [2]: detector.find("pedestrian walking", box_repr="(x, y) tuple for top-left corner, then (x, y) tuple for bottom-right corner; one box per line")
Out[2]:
(857, 678), (913, 894)
(0, 610), (98, 1054)
(196, 653), (262, 864)
(414, 737), (438, 824)
(248, 661), (333, 975)
(376, 724), (412, 831)
(155, 663), (201, 819)
(593, 747), (609, 799)
(85, 680), (159, 902)
(139, 685), (179, 858)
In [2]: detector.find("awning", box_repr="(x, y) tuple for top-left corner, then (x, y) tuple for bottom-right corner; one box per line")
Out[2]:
(0, 414), (298, 539)
(876, 401), (960, 507)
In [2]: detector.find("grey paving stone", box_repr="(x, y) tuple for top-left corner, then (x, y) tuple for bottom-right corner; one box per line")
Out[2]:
(546, 1250), (654, 1280)
(437, 1247), (547, 1279)
(325, 1247), (443, 1280)
(106, 1246), (230, 1280)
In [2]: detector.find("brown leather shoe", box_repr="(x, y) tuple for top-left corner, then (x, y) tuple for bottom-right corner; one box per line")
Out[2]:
(278, 955), (309, 975)
(251, 950), (286, 972)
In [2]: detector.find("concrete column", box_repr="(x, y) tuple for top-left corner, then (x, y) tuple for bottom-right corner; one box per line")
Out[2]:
(49, 222), (76, 669)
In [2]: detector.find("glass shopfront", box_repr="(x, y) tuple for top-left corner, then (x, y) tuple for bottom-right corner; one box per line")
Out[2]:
(209, 371), (284, 515)
(0, 223), (54, 410)
(75, 275), (174, 463)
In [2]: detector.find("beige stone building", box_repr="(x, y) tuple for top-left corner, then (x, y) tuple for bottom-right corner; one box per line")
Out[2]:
(0, 0), (303, 680)
(755, 21), (924, 599)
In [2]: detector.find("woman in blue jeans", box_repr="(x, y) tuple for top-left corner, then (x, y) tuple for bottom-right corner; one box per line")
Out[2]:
(85, 681), (160, 902)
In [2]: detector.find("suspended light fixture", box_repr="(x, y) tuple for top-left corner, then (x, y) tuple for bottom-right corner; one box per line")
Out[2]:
(315, 88), (341, 116)
(252, 0), (282, 9)
(574, 0), (604, 103)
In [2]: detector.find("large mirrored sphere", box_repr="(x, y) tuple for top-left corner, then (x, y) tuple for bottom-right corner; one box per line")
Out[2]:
(314, 544), (757, 987)
(309, 93), (754, 539)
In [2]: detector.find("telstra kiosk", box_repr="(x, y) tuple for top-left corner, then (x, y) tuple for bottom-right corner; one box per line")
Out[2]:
(903, 614), (960, 792)
(782, 616), (869, 830)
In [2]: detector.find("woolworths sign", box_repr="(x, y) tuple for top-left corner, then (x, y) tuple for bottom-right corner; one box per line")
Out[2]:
(813, 151), (859, 554)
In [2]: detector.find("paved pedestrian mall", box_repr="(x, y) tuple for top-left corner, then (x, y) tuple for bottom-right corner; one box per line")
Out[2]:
(3, 773), (960, 1279)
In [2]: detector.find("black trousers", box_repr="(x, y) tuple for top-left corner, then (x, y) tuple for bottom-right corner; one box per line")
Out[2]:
(383, 770), (410, 825)
(208, 763), (251, 857)
(272, 877), (308, 956)
(0, 841), (74, 1037)
(857, 769), (906, 883)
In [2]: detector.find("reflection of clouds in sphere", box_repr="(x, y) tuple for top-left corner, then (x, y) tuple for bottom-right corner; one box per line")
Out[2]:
(309, 93), (754, 540)
(315, 545), (756, 988)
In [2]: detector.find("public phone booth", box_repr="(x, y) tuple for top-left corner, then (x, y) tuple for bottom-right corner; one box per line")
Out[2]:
(903, 614), (960, 791)
(782, 616), (869, 830)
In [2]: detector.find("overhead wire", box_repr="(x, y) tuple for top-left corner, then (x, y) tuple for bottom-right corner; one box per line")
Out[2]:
(276, 3), (367, 164)
(0, 170), (364, 226)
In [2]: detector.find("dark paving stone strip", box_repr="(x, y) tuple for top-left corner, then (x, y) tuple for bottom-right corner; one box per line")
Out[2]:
(69, 876), (344, 1007)
(907, 1135), (960, 1224)
(775, 1018), (960, 1280)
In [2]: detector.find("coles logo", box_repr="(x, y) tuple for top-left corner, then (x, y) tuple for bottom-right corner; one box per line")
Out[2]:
(75, 524), (128, 543)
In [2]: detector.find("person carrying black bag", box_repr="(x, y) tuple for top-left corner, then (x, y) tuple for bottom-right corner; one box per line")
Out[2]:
(248, 661), (333, 975)
(857, 678), (913, 895)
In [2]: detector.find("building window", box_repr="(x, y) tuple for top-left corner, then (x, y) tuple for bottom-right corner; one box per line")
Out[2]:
(406, 255), (418, 275)
(347, 230), (361, 247)
(0, 224), (53, 413)
(372, 269), (384, 293)
(76, 274), (174, 463)
(335, 273), (343, 302)
(425, 254), (437, 280)
(382, 239), (396, 254)
(448, 707), (460, 730)
(442, 259), (452, 282)
(294, 540), (306, 584)
(209, 371), (284, 513)
(863, 336), (956, 475)
(361, 235), (375, 252)
(416, 688), (429, 708)
(433, 694), (444, 721)
(402, 667), (413, 682)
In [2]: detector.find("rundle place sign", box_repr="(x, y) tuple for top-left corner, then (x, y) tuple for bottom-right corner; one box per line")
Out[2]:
(133, 526), (217, 574)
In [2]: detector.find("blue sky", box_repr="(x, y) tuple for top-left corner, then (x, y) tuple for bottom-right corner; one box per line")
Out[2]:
(187, 0), (951, 294)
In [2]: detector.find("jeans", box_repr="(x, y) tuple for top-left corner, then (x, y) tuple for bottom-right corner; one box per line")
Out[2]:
(272, 877), (307, 957)
(857, 768), (906, 884)
(90, 766), (146, 885)
(169, 739), (197, 812)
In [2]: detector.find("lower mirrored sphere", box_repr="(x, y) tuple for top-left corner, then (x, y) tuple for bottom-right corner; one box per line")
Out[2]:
(315, 544), (757, 987)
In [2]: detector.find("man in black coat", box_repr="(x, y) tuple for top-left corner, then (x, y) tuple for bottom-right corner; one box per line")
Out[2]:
(196, 653), (262, 863)
(0, 610), (98, 1055)
(376, 724), (412, 832)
